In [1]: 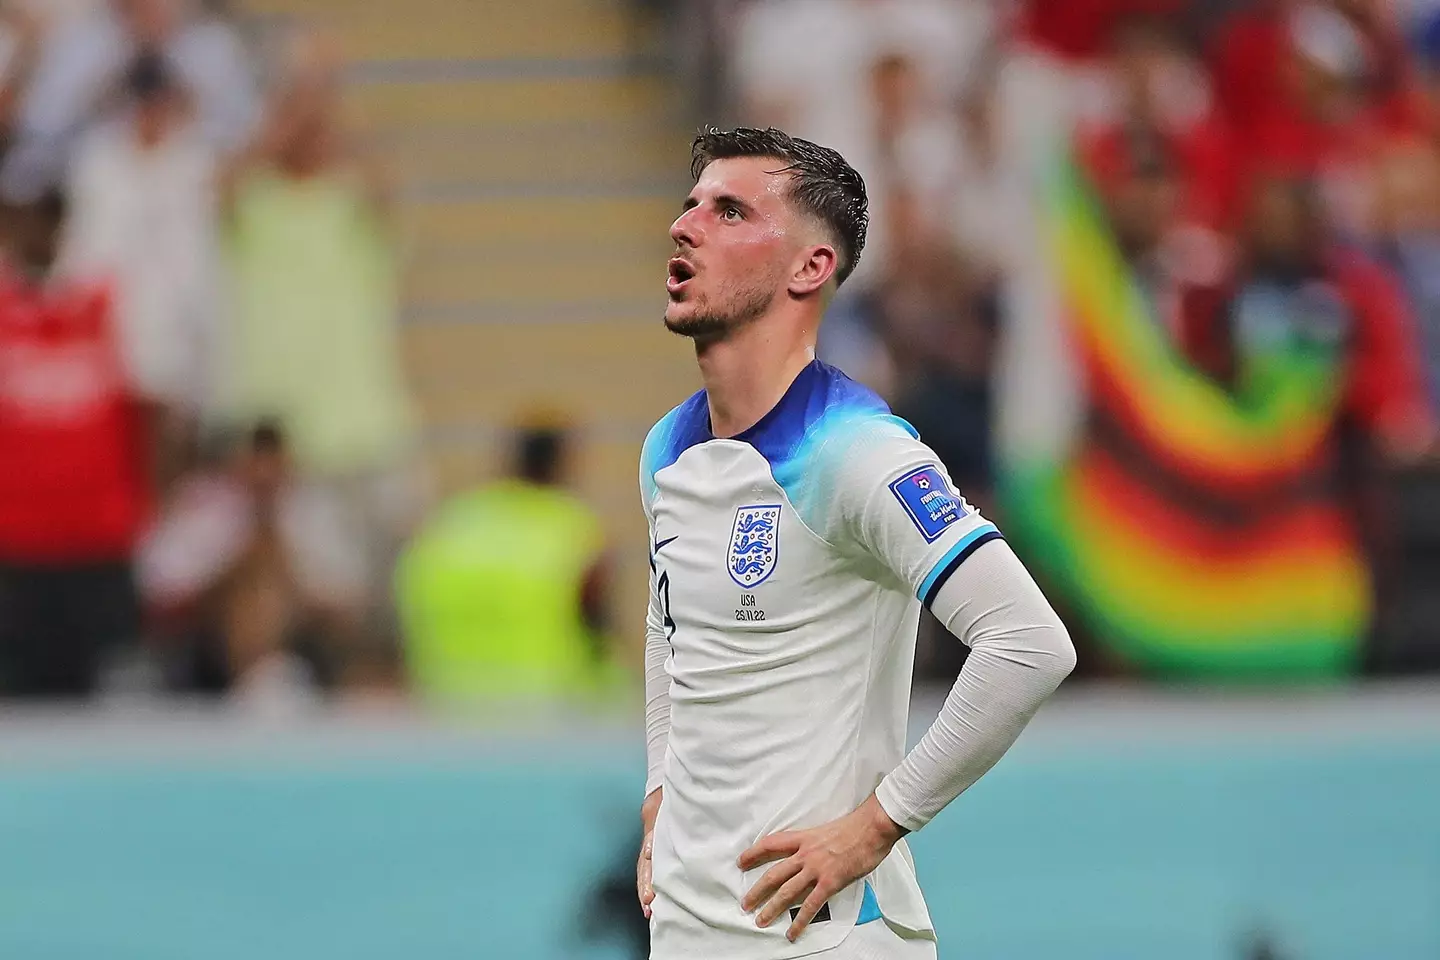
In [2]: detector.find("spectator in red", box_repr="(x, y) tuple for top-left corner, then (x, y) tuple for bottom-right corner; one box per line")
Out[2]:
(1015, 0), (1183, 63)
(1078, 13), (1241, 229)
(1075, 14), (1236, 341)
(0, 195), (148, 698)
(1372, 138), (1440, 410)
(1209, 0), (1428, 238)
(1085, 125), (1188, 336)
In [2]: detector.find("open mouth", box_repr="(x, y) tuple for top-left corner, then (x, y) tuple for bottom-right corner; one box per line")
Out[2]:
(667, 257), (696, 296)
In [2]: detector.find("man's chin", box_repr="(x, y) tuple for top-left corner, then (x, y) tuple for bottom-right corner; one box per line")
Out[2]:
(663, 309), (730, 339)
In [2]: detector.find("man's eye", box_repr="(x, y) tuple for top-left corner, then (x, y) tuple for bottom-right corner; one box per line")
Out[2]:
(722, 206), (741, 221)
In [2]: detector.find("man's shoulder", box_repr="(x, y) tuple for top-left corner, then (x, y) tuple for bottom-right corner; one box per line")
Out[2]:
(640, 389), (709, 503)
(775, 363), (919, 477)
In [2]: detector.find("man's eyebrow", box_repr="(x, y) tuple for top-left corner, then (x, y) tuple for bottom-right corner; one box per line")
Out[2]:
(713, 193), (753, 214)
(680, 193), (755, 215)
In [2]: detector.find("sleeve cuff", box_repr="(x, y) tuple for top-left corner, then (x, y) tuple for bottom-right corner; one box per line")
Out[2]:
(875, 775), (929, 835)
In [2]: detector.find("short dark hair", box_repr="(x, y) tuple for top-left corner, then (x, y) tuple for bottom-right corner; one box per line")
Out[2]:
(690, 126), (869, 287)
(516, 426), (566, 485)
(126, 50), (177, 100)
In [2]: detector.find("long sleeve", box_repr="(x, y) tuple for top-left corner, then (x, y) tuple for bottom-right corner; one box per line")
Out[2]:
(875, 539), (1075, 831)
(644, 527), (672, 797)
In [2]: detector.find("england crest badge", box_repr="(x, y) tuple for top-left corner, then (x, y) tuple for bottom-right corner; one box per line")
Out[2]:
(728, 504), (781, 588)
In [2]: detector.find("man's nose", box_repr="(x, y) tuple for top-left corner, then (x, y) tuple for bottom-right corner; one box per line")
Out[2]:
(670, 207), (700, 248)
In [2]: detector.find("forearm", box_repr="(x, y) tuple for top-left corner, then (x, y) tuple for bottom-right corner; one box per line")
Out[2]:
(644, 626), (671, 796)
(876, 541), (1075, 831)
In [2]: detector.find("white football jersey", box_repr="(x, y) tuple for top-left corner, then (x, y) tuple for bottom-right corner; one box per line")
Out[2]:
(642, 361), (1001, 959)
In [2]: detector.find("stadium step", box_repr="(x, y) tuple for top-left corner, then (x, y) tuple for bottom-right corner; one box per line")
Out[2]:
(405, 321), (696, 427)
(351, 77), (677, 131)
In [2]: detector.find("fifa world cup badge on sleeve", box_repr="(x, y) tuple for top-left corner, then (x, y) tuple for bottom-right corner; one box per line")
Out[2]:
(728, 504), (781, 588)
(890, 465), (968, 542)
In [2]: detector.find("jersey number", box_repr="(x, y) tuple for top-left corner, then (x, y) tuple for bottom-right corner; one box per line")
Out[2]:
(656, 568), (677, 646)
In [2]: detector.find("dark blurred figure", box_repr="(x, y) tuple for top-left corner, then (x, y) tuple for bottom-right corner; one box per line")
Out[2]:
(138, 421), (369, 702)
(0, 193), (146, 698)
(397, 422), (618, 706)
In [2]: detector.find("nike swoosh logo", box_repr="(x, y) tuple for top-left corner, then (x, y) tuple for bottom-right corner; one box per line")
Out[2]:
(653, 536), (678, 554)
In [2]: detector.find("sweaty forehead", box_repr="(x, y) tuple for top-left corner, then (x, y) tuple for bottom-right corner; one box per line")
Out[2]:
(693, 156), (795, 212)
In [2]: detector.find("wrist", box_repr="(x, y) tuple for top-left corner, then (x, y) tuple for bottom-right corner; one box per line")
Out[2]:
(641, 785), (663, 835)
(863, 793), (907, 846)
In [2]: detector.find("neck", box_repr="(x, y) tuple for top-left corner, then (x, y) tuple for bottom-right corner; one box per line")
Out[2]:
(696, 310), (818, 438)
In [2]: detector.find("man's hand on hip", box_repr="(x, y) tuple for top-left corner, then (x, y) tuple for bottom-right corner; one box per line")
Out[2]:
(737, 793), (907, 942)
(637, 787), (663, 918)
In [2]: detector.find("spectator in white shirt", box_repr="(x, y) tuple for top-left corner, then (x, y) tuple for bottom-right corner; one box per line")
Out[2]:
(1, 0), (256, 205)
(731, 0), (991, 266)
(54, 49), (221, 491)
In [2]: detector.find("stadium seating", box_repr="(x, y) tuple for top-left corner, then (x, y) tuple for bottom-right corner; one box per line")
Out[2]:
(241, 0), (700, 653)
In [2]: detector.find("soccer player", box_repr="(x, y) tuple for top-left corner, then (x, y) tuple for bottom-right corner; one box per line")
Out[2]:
(637, 127), (1076, 960)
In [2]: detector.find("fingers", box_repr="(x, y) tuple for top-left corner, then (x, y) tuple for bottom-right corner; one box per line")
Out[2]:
(737, 831), (800, 871)
(786, 885), (834, 942)
(637, 833), (655, 918)
(740, 856), (803, 913)
(755, 872), (816, 929)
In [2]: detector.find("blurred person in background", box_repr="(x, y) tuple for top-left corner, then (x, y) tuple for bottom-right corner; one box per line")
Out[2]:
(1209, 0), (1426, 241)
(0, 193), (146, 698)
(1085, 125), (1189, 335)
(731, 0), (992, 389)
(53, 49), (221, 495)
(1179, 173), (1436, 670)
(0, 4), (40, 145)
(138, 420), (368, 701)
(1078, 11), (1236, 316)
(0, 0), (256, 205)
(822, 51), (970, 395)
(1373, 139), (1440, 407)
(220, 31), (424, 690)
(396, 421), (616, 706)
(1182, 173), (1435, 459)
(947, 53), (1007, 289)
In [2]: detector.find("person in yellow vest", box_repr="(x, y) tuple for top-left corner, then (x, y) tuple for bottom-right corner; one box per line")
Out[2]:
(397, 424), (620, 705)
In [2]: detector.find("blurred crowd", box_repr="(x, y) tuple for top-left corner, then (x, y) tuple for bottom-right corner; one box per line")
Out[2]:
(10, 0), (1440, 706)
(0, 0), (429, 704)
(707, 0), (1440, 676)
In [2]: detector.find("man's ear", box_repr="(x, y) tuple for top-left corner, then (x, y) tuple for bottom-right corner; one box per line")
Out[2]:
(788, 244), (838, 297)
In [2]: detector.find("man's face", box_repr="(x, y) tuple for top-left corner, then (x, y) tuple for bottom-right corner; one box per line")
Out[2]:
(1250, 180), (1304, 259)
(664, 157), (806, 340)
(117, 0), (178, 43)
(1111, 168), (1178, 258)
(134, 92), (180, 146)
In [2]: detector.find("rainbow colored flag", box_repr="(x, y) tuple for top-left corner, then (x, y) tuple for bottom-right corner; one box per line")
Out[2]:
(996, 155), (1369, 679)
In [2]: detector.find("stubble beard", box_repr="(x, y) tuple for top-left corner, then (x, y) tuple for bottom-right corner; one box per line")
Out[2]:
(664, 279), (778, 343)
